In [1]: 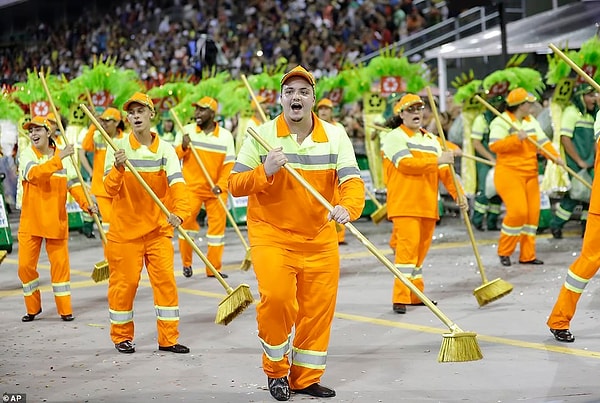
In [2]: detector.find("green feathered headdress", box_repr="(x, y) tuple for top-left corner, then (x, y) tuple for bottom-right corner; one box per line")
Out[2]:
(315, 63), (371, 104)
(0, 91), (25, 122)
(451, 70), (483, 106)
(12, 69), (63, 110)
(366, 48), (432, 94)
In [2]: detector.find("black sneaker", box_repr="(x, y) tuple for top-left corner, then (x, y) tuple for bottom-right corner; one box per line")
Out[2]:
(22, 308), (42, 322)
(499, 256), (511, 267)
(183, 266), (193, 278)
(158, 343), (190, 353)
(115, 340), (135, 353)
(268, 377), (290, 401)
(550, 328), (574, 342)
(551, 228), (563, 239)
(392, 303), (406, 314)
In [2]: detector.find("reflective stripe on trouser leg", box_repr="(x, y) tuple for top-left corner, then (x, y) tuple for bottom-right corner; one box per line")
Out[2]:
(204, 196), (226, 275)
(18, 233), (43, 315)
(550, 194), (577, 229)
(518, 176), (540, 262)
(178, 194), (203, 268)
(46, 238), (73, 316)
(548, 212), (600, 329)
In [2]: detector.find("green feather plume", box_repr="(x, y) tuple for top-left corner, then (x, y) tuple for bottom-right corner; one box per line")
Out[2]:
(12, 70), (63, 106)
(0, 93), (24, 122)
(454, 80), (483, 105)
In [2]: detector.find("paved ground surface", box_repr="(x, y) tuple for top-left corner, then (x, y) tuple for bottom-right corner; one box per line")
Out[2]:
(2, 209), (600, 403)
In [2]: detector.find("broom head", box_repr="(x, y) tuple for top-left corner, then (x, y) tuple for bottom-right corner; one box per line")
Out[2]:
(473, 277), (513, 307)
(91, 259), (110, 283)
(438, 331), (483, 362)
(0, 250), (7, 264)
(215, 284), (254, 325)
(370, 204), (388, 224)
(239, 248), (252, 271)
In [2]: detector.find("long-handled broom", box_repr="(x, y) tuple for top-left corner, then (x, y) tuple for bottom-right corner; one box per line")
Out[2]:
(474, 94), (592, 191)
(38, 73), (110, 282)
(549, 43), (600, 94)
(426, 87), (513, 307)
(81, 104), (253, 325)
(247, 127), (482, 362)
(170, 110), (252, 271)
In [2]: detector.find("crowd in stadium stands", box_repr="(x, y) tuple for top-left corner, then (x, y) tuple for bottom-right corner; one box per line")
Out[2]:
(0, 0), (448, 86)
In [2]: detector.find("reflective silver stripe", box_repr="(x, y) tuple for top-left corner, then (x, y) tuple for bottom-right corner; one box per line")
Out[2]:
(537, 138), (549, 147)
(52, 282), (71, 297)
(392, 149), (411, 165)
(67, 178), (80, 188)
(395, 263), (414, 277)
(167, 172), (183, 185)
(55, 169), (67, 176)
(224, 155), (235, 164)
(178, 230), (199, 240)
(474, 201), (488, 214)
(501, 223), (521, 236)
(94, 141), (107, 149)
(22, 278), (40, 296)
(109, 309), (134, 324)
(521, 224), (537, 236)
(577, 120), (594, 128)
(191, 141), (227, 153)
(260, 335), (291, 361)
(488, 204), (501, 214)
(338, 166), (361, 181)
(128, 158), (167, 169)
(260, 153), (338, 167)
(232, 162), (253, 173)
(564, 269), (589, 293)
(24, 161), (37, 179)
(155, 306), (180, 322)
(412, 266), (423, 280)
(555, 205), (572, 221)
(104, 168), (112, 177)
(561, 127), (574, 135)
(292, 347), (327, 369)
(407, 142), (438, 153)
(206, 233), (225, 246)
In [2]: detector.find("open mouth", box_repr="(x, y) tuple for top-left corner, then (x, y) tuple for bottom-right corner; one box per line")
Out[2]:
(291, 102), (303, 112)
(30, 135), (41, 145)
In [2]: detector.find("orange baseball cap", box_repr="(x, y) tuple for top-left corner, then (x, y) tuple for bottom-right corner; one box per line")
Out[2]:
(192, 96), (218, 112)
(281, 65), (316, 87)
(45, 112), (58, 123)
(393, 93), (424, 115)
(317, 98), (334, 109)
(506, 88), (536, 107)
(100, 107), (122, 121)
(123, 92), (155, 112)
(23, 115), (51, 131)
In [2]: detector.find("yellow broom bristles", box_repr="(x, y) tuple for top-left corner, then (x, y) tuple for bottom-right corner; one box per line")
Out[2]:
(240, 249), (252, 271)
(473, 277), (513, 307)
(438, 331), (483, 362)
(91, 260), (110, 283)
(0, 250), (8, 265)
(215, 284), (254, 325)
(370, 205), (388, 224)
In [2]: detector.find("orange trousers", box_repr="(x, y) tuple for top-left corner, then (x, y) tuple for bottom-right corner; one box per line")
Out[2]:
(391, 217), (436, 305)
(96, 195), (112, 229)
(179, 193), (227, 275)
(252, 245), (339, 390)
(547, 212), (600, 330)
(495, 168), (539, 261)
(107, 231), (180, 347)
(18, 233), (72, 316)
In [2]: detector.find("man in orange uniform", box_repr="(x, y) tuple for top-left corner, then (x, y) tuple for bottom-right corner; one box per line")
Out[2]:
(104, 92), (190, 354)
(81, 107), (124, 232)
(229, 66), (364, 401)
(381, 94), (465, 315)
(174, 96), (235, 279)
(489, 88), (563, 267)
(546, 107), (600, 343)
(19, 116), (97, 322)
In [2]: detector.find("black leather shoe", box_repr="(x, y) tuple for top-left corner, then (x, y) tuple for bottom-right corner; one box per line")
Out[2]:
(158, 344), (190, 354)
(115, 340), (135, 353)
(183, 266), (193, 278)
(519, 259), (544, 265)
(293, 383), (336, 398)
(22, 308), (42, 322)
(473, 223), (484, 232)
(84, 232), (96, 239)
(392, 303), (406, 314)
(61, 314), (74, 321)
(268, 377), (290, 401)
(207, 272), (228, 279)
(409, 300), (438, 306)
(499, 256), (511, 267)
(550, 328), (575, 343)
(551, 228), (563, 239)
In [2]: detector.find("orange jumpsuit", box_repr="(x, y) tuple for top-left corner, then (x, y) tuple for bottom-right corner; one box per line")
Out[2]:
(382, 125), (459, 305)
(81, 124), (123, 229)
(104, 132), (189, 347)
(547, 112), (600, 330)
(229, 115), (364, 390)
(174, 123), (235, 275)
(18, 145), (90, 317)
(489, 112), (558, 262)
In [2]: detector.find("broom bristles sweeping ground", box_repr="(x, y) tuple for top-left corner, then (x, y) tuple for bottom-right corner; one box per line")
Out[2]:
(91, 260), (110, 283)
(369, 204), (387, 224)
(240, 249), (252, 271)
(215, 284), (255, 325)
(473, 277), (513, 307)
(439, 330), (483, 363)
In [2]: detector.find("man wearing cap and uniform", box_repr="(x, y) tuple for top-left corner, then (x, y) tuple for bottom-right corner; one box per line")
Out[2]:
(489, 88), (563, 267)
(174, 96), (235, 279)
(381, 93), (465, 315)
(229, 65), (365, 401)
(18, 116), (98, 322)
(104, 92), (190, 354)
(549, 84), (599, 239)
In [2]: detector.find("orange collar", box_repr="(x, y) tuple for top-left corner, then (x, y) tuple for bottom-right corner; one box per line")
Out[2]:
(129, 131), (159, 152)
(32, 144), (56, 159)
(275, 113), (328, 142)
(400, 124), (419, 137)
(251, 116), (261, 125)
(507, 111), (531, 123)
(196, 123), (220, 137)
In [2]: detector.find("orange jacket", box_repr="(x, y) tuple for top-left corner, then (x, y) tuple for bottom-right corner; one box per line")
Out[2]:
(81, 124), (123, 198)
(103, 132), (190, 242)
(19, 145), (89, 239)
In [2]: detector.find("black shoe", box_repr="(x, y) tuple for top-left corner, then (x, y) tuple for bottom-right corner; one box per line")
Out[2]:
(293, 383), (336, 398)
(84, 232), (96, 239)
(21, 308), (42, 322)
(499, 256), (511, 267)
(61, 314), (74, 321)
(392, 303), (406, 314)
(207, 272), (228, 279)
(158, 343), (190, 354)
(115, 340), (135, 353)
(473, 223), (485, 232)
(487, 226), (499, 232)
(409, 300), (438, 306)
(519, 259), (544, 265)
(550, 328), (575, 343)
(268, 377), (290, 401)
(183, 266), (193, 278)
(551, 228), (563, 239)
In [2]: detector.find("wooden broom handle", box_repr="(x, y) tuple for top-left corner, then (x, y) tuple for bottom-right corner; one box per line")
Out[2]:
(38, 72), (107, 245)
(240, 74), (269, 123)
(549, 43), (600, 94)
(474, 95), (592, 190)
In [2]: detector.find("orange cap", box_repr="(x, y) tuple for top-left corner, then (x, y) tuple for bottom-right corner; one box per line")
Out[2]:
(45, 112), (58, 123)
(192, 96), (218, 112)
(317, 98), (334, 109)
(100, 107), (122, 121)
(123, 92), (155, 112)
(393, 93), (424, 115)
(506, 88), (536, 107)
(281, 65), (316, 87)
(23, 115), (51, 131)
